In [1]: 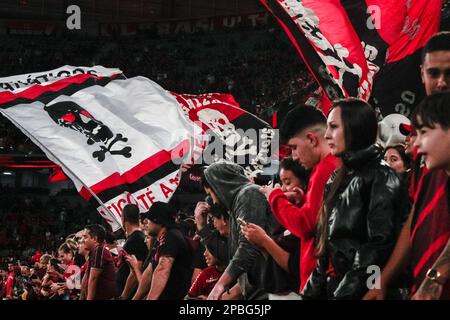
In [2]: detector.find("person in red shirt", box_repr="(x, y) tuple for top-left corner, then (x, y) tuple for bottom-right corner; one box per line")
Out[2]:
(186, 233), (228, 300)
(5, 263), (16, 300)
(260, 105), (339, 292)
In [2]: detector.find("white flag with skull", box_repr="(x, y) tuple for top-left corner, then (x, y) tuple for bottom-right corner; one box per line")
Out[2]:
(0, 68), (197, 231)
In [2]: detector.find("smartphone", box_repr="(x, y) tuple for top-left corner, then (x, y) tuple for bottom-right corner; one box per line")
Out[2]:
(237, 217), (248, 226)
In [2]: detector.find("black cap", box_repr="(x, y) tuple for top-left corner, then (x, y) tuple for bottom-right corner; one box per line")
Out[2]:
(140, 202), (176, 228)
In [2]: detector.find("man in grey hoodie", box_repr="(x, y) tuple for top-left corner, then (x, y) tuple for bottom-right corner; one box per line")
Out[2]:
(202, 161), (278, 300)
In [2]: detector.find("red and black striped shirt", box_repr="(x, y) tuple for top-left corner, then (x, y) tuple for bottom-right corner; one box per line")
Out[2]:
(410, 169), (450, 299)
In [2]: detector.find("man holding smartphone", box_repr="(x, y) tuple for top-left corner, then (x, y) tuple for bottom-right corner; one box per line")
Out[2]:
(201, 161), (278, 300)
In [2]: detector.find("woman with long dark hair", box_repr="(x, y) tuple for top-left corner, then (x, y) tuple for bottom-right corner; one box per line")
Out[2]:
(301, 98), (409, 300)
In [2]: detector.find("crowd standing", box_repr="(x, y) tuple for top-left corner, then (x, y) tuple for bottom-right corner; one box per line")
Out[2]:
(1, 28), (450, 300)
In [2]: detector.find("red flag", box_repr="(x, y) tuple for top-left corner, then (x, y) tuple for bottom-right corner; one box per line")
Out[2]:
(261, 0), (442, 116)
(171, 92), (276, 176)
(48, 166), (68, 182)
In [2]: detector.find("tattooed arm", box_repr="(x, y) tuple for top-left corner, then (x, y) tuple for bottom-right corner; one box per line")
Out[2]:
(146, 256), (174, 300)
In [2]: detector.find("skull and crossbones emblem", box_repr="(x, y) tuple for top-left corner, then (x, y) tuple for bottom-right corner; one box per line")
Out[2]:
(197, 108), (257, 158)
(44, 101), (132, 162)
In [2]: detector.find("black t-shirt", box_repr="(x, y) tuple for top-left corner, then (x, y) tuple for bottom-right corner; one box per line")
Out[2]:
(150, 228), (193, 300)
(264, 233), (301, 294)
(115, 230), (148, 298)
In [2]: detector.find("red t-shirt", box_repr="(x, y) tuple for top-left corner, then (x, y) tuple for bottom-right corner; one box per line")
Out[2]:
(269, 153), (339, 292)
(6, 272), (14, 297)
(188, 266), (222, 298)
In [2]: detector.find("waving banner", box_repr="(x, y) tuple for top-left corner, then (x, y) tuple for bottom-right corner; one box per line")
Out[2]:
(172, 92), (277, 177)
(0, 66), (277, 230)
(0, 65), (123, 93)
(0, 69), (194, 231)
(261, 0), (442, 116)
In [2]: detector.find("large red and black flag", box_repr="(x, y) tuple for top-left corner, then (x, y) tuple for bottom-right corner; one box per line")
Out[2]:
(0, 66), (277, 230)
(0, 67), (194, 231)
(260, 0), (442, 116)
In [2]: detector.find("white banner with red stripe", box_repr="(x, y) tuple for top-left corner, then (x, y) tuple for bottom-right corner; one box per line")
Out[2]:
(0, 66), (277, 231)
(0, 65), (122, 93)
(0, 71), (197, 231)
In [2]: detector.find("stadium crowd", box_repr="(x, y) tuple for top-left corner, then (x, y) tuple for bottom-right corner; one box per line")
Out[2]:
(1, 29), (449, 300)
(1, 0), (450, 300)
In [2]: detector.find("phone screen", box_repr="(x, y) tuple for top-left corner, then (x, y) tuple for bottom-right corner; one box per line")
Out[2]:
(237, 217), (248, 226)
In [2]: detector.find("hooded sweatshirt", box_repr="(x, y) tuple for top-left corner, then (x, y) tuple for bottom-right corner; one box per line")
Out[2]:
(203, 161), (278, 300)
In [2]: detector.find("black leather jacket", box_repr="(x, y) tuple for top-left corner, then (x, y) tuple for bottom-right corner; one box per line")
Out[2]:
(301, 145), (409, 300)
